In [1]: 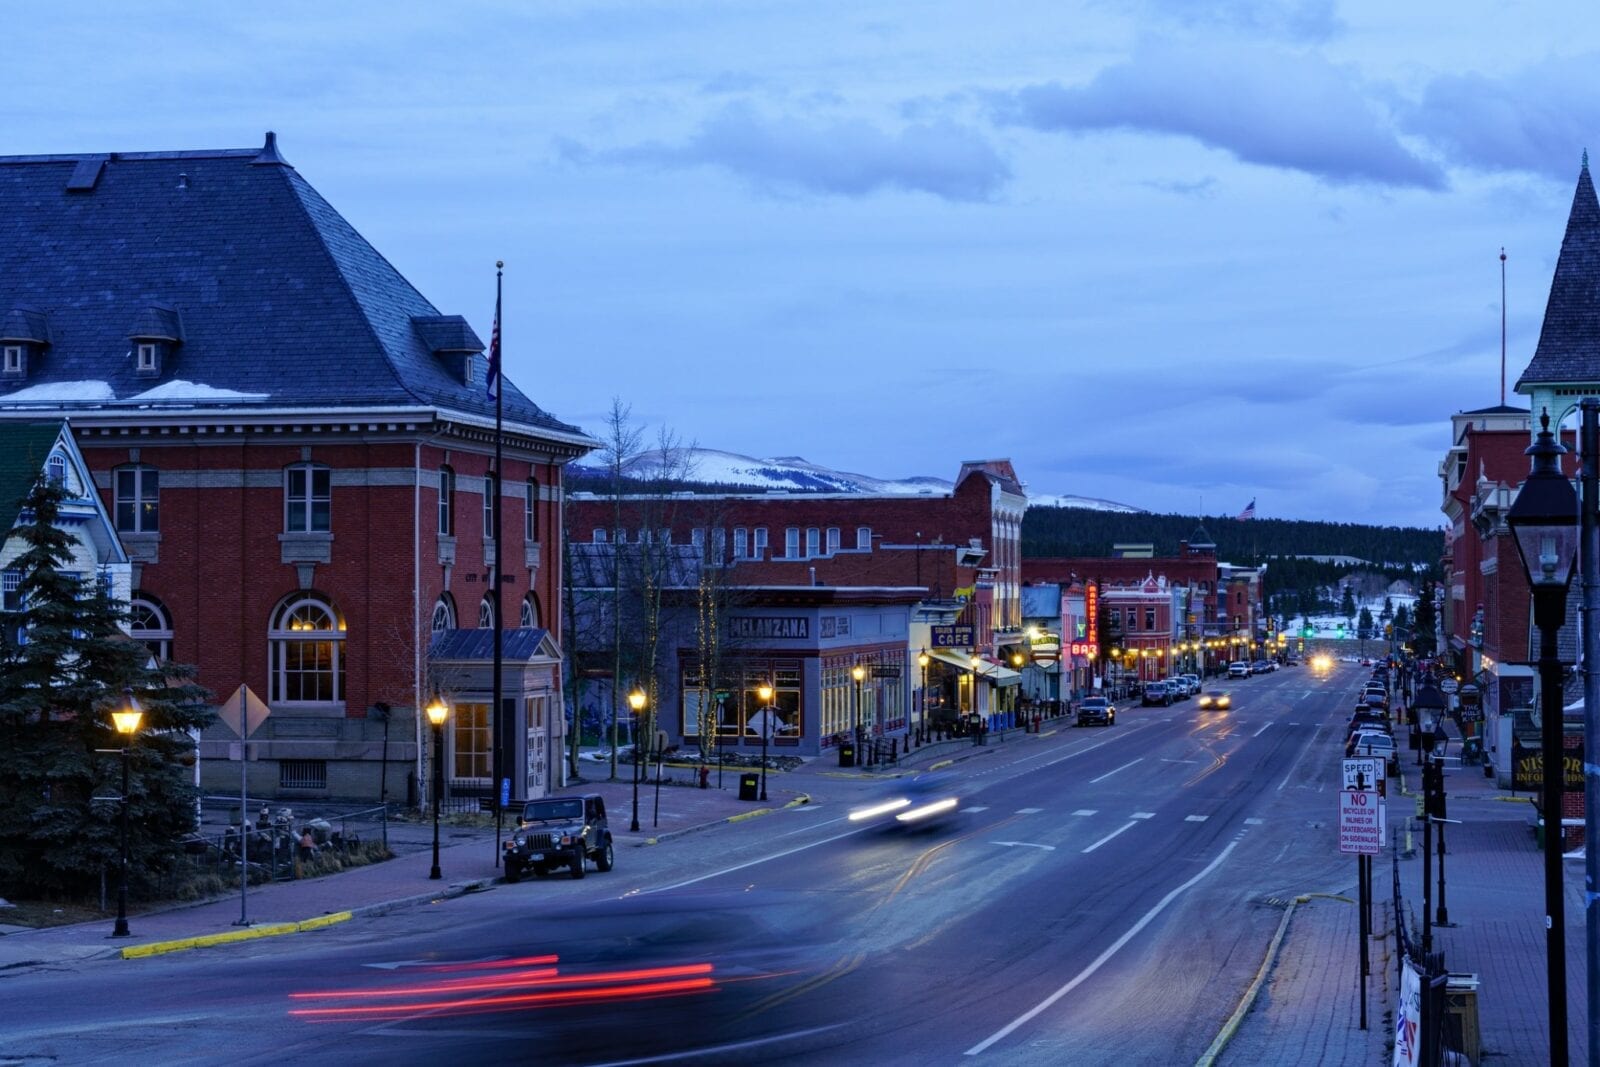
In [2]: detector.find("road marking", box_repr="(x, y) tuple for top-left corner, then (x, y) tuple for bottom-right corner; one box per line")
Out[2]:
(1161, 758), (1198, 764)
(964, 806), (990, 813)
(1185, 815), (1209, 823)
(1253, 723), (1272, 737)
(1081, 821), (1138, 854)
(1071, 809), (1097, 817)
(1131, 812), (1155, 820)
(1276, 723), (1325, 792)
(644, 825), (867, 893)
(1089, 758), (1143, 784)
(1245, 818), (1264, 825)
(967, 835), (1245, 1056)
(1289, 722), (1300, 726)
(993, 840), (1056, 851)
(1015, 807), (1042, 814)
(369, 1023), (851, 1062)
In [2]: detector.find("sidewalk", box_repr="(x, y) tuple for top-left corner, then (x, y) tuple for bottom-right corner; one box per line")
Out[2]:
(1218, 713), (1588, 1065)
(0, 723), (1028, 967)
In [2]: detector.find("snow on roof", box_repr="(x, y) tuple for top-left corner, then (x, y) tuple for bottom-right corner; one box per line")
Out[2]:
(0, 380), (115, 403)
(123, 379), (270, 403)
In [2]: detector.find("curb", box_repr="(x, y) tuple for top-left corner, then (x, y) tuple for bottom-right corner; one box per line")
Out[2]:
(643, 794), (811, 846)
(117, 878), (495, 961)
(1194, 894), (1308, 1066)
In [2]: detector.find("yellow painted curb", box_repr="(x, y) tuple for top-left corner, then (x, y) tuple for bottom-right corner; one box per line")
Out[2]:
(1038, 729), (1059, 738)
(1195, 896), (1300, 1066)
(1491, 794), (1533, 804)
(121, 910), (352, 959)
(928, 759), (954, 771)
(727, 807), (774, 823)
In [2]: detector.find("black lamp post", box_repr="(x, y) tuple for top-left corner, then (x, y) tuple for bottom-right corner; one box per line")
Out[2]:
(425, 696), (449, 880)
(756, 682), (773, 801)
(1506, 409), (1578, 1067)
(628, 689), (646, 832)
(851, 664), (865, 761)
(1011, 652), (1026, 730)
(1412, 682), (1447, 768)
(917, 650), (929, 745)
(110, 689), (143, 939)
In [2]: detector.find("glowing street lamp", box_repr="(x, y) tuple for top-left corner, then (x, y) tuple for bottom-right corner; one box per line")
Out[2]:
(627, 689), (647, 832)
(917, 650), (930, 744)
(110, 689), (143, 938)
(756, 682), (774, 801)
(425, 696), (449, 880)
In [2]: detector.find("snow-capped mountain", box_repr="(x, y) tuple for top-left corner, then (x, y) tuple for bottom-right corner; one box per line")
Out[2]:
(570, 447), (1142, 512)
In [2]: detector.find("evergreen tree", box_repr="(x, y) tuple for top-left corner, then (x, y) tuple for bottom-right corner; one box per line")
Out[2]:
(1358, 606), (1374, 640)
(0, 476), (211, 898)
(1340, 584), (1357, 622)
(1411, 594), (1437, 655)
(1394, 604), (1410, 630)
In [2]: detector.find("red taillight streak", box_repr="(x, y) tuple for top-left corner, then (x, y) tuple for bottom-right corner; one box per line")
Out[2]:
(417, 954), (559, 972)
(289, 977), (716, 1019)
(289, 967), (560, 999)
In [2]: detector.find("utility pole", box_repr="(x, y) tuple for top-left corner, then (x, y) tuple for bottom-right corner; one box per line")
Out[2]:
(1581, 397), (1599, 1067)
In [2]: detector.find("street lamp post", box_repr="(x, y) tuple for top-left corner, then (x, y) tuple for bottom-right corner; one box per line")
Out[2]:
(1506, 409), (1579, 1067)
(756, 682), (774, 801)
(1011, 652), (1027, 731)
(628, 689), (647, 832)
(851, 664), (865, 764)
(110, 690), (143, 939)
(917, 650), (930, 745)
(425, 696), (449, 880)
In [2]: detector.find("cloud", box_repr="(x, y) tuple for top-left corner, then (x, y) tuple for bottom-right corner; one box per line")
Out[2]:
(994, 43), (1445, 190)
(567, 102), (1011, 202)
(1402, 56), (1600, 180)
(1124, 0), (1342, 42)
(1141, 176), (1219, 198)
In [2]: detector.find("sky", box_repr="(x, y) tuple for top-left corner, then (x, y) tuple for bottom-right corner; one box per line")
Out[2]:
(8, 1), (1598, 529)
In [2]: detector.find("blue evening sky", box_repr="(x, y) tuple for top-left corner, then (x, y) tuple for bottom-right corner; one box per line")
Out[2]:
(10, 1), (1596, 528)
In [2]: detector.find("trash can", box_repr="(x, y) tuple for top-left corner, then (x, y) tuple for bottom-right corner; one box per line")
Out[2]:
(838, 744), (855, 768)
(738, 773), (760, 801)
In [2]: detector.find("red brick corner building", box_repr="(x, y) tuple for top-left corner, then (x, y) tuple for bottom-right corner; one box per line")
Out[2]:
(0, 134), (595, 801)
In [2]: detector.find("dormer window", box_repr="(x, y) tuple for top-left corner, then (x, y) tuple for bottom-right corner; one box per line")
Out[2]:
(2, 346), (20, 375)
(1, 306), (50, 382)
(127, 303), (184, 380)
(137, 343), (158, 373)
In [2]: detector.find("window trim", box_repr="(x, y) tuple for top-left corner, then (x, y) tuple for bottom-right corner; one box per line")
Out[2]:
(114, 465), (160, 534)
(268, 595), (346, 705)
(525, 477), (537, 542)
(284, 463), (332, 534)
(856, 526), (872, 550)
(129, 595), (173, 662)
(483, 473), (498, 539)
(438, 466), (455, 536)
(136, 342), (158, 372)
(46, 453), (67, 487)
(2, 345), (21, 373)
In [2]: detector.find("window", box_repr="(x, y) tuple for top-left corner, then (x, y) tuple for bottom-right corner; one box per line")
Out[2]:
(733, 528), (748, 559)
(438, 466), (455, 536)
(46, 453), (66, 487)
(430, 595), (455, 638)
(279, 760), (328, 790)
(711, 528), (726, 564)
(115, 466), (159, 533)
(284, 464), (331, 533)
(525, 477), (538, 542)
(136, 343), (158, 372)
(483, 473), (498, 537)
(2, 569), (20, 612)
(129, 596), (172, 661)
(691, 528), (706, 550)
(826, 527), (840, 554)
(805, 528), (819, 557)
(856, 526), (871, 550)
(478, 596), (495, 629)
(2, 346), (20, 373)
(520, 594), (539, 628)
(785, 528), (800, 559)
(453, 702), (492, 780)
(1145, 608), (1156, 630)
(593, 528), (607, 543)
(753, 527), (768, 558)
(269, 596), (345, 704)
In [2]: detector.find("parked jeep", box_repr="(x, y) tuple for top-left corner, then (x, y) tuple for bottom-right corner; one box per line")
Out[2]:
(503, 794), (614, 882)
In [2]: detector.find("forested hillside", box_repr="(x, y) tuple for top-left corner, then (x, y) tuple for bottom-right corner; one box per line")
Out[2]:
(1022, 506), (1440, 568)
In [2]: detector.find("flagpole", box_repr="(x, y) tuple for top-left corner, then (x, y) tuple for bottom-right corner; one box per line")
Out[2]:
(491, 261), (506, 865)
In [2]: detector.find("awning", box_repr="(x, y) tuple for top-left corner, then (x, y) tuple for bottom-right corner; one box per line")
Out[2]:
(928, 649), (979, 671)
(925, 649), (1020, 685)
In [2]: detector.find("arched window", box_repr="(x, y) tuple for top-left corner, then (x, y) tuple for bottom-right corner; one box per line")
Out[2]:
(477, 596), (495, 629)
(129, 595), (173, 662)
(438, 466), (455, 536)
(269, 595), (345, 704)
(431, 595), (456, 637)
(46, 453), (66, 487)
(519, 594), (540, 629)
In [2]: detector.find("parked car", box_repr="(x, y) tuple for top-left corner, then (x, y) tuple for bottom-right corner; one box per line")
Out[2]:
(1076, 696), (1116, 727)
(1164, 678), (1190, 701)
(1141, 681), (1173, 707)
(1348, 731), (1398, 774)
(1228, 661), (1251, 679)
(1197, 690), (1232, 710)
(1250, 660), (1274, 674)
(1179, 673), (1202, 695)
(503, 794), (615, 882)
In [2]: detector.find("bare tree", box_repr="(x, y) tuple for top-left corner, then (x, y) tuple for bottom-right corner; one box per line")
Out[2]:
(600, 399), (644, 780)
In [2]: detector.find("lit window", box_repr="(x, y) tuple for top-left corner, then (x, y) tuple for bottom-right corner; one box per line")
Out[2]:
(453, 701), (493, 780)
(115, 466), (159, 533)
(284, 464), (331, 533)
(269, 596), (345, 704)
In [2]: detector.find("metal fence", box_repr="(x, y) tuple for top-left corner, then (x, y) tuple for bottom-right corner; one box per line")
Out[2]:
(176, 799), (391, 884)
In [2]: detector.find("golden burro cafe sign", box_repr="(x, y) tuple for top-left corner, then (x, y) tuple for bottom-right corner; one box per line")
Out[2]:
(1512, 732), (1585, 792)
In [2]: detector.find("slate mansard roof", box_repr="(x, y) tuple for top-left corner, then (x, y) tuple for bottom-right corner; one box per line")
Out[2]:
(1516, 160), (1600, 390)
(0, 134), (586, 442)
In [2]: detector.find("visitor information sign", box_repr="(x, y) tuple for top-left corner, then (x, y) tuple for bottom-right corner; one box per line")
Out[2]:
(1338, 789), (1382, 855)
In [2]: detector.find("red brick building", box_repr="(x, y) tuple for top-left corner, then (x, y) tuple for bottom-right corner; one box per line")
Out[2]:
(0, 136), (595, 801)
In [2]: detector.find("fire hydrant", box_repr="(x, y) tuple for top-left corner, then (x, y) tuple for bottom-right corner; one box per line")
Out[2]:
(698, 764), (710, 789)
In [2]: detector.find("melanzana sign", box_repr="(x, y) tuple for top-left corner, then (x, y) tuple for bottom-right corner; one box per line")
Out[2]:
(727, 616), (810, 640)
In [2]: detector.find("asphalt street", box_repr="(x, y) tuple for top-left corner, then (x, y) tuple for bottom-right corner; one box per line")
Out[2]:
(1, 664), (1371, 1066)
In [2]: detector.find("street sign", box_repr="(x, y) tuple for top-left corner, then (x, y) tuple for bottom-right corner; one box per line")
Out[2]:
(870, 665), (901, 678)
(1339, 789), (1382, 855)
(216, 683), (271, 740)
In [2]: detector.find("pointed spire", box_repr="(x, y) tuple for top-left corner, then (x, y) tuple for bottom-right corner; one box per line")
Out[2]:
(1514, 160), (1600, 389)
(1585, 148), (1590, 172)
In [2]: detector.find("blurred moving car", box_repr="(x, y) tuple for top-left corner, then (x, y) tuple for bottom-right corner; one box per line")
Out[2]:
(847, 772), (962, 828)
(1076, 696), (1116, 726)
(1197, 690), (1232, 710)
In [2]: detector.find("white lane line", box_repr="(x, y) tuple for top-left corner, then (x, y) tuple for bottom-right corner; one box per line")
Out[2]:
(966, 836), (1244, 1056)
(1289, 722), (1300, 726)
(1185, 815), (1209, 823)
(964, 806), (990, 813)
(645, 825), (867, 893)
(1253, 722), (1272, 738)
(1161, 758), (1198, 764)
(1071, 809), (1098, 817)
(1130, 812), (1156, 820)
(776, 813), (852, 837)
(1276, 723), (1325, 792)
(1245, 818), (1264, 825)
(1015, 807), (1043, 814)
(993, 841), (1056, 851)
(1088, 758), (1143, 785)
(1080, 821), (1139, 854)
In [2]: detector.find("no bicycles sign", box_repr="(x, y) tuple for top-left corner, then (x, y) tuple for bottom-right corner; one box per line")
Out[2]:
(1338, 789), (1382, 855)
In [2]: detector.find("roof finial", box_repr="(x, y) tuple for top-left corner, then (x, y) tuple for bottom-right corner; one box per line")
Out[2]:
(1584, 148), (1590, 172)
(251, 131), (289, 167)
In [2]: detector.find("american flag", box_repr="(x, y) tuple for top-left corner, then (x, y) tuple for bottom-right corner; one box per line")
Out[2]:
(1236, 498), (1256, 521)
(486, 289), (501, 402)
